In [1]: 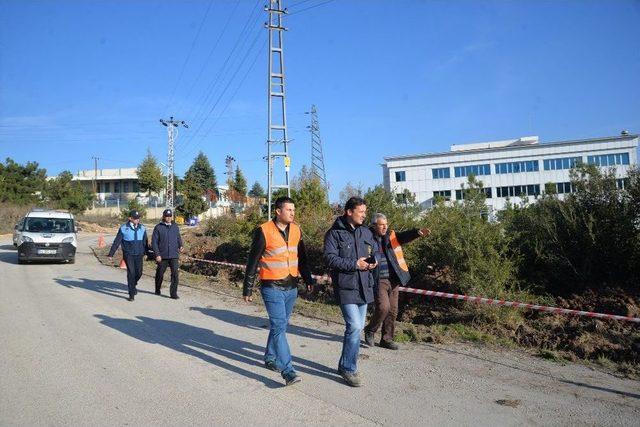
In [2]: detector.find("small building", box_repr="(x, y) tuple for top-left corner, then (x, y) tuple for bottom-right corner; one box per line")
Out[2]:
(382, 133), (639, 211)
(72, 168), (146, 203)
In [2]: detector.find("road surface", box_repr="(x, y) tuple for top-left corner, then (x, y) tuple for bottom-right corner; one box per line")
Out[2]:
(0, 233), (638, 426)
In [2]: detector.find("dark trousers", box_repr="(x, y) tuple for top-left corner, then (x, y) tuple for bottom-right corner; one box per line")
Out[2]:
(366, 278), (399, 342)
(123, 254), (144, 298)
(155, 258), (179, 297)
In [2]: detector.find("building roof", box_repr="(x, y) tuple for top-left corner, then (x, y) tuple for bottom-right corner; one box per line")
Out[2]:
(72, 168), (138, 181)
(383, 134), (639, 162)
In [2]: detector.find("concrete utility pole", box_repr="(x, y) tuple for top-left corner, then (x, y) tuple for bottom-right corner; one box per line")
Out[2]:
(91, 156), (100, 194)
(266, 0), (291, 217)
(306, 104), (328, 196)
(159, 116), (188, 209)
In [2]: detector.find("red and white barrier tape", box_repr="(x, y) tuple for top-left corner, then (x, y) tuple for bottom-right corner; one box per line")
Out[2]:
(182, 255), (640, 324)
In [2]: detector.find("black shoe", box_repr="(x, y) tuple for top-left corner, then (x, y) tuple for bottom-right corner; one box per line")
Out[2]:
(364, 330), (375, 348)
(338, 369), (362, 387)
(155, 290), (161, 296)
(283, 372), (301, 386)
(265, 360), (280, 372)
(379, 340), (399, 350)
(127, 296), (134, 302)
(170, 295), (179, 300)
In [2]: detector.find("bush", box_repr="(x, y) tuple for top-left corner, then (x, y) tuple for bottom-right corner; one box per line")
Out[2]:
(120, 199), (147, 221)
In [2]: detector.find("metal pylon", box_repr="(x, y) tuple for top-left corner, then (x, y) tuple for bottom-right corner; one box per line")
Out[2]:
(159, 116), (188, 209)
(307, 104), (328, 195)
(266, 0), (290, 217)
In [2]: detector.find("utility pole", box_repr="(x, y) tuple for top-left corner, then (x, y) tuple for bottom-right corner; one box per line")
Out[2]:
(266, 0), (291, 217)
(225, 155), (236, 188)
(91, 156), (100, 194)
(159, 116), (188, 209)
(305, 104), (328, 195)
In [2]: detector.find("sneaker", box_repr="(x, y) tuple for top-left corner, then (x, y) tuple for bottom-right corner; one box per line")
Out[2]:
(364, 330), (374, 348)
(283, 372), (301, 386)
(264, 360), (280, 372)
(338, 369), (362, 387)
(379, 340), (399, 350)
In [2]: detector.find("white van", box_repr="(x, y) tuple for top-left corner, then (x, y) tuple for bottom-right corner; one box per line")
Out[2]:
(16, 209), (77, 264)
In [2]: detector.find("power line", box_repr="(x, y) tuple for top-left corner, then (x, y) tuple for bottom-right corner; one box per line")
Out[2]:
(287, 0), (336, 16)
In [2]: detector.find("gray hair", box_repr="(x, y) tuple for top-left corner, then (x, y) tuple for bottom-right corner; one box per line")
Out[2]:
(371, 213), (387, 225)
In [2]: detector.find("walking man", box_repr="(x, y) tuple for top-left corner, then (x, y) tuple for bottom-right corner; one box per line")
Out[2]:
(108, 210), (150, 301)
(152, 208), (184, 299)
(324, 197), (378, 387)
(364, 213), (430, 349)
(243, 196), (314, 386)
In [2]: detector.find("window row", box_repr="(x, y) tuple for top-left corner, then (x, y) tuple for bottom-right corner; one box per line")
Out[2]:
(495, 160), (539, 174)
(97, 181), (139, 193)
(543, 157), (581, 171)
(455, 188), (492, 199)
(587, 153), (630, 167)
(496, 185), (540, 198)
(454, 164), (491, 177)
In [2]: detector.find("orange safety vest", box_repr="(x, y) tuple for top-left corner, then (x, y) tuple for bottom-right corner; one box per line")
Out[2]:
(389, 230), (409, 272)
(259, 221), (301, 280)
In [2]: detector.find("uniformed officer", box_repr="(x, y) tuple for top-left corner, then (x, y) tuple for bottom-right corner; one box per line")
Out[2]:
(108, 209), (150, 301)
(243, 196), (314, 386)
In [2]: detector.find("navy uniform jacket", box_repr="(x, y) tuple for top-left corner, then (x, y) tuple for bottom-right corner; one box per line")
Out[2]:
(324, 216), (378, 305)
(108, 222), (149, 257)
(151, 222), (183, 259)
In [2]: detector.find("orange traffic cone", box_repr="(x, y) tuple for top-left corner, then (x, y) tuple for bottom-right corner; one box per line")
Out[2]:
(119, 258), (127, 269)
(97, 234), (106, 248)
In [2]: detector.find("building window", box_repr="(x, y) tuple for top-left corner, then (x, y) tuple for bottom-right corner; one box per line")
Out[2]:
(555, 182), (573, 194)
(543, 157), (581, 170)
(455, 188), (492, 200)
(123, 181), (129, 193)
(454, 164), (491, 177)
(395, 171), (406, 182)
(132, 181), (139, 193)
(433, 190), (451, 200)
(114, 182), (120, 193)
(617, 178), (630, 189)
(587, 153), (630, 167)
(432, 167), (450, 179)
(496, 184), (540, 198)
(494, 160), (539, 174)
(395, 193), (407, 204)
(103, 182), (110, 193)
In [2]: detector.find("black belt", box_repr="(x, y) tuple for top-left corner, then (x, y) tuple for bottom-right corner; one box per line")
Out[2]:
(262, 283), (296, 291)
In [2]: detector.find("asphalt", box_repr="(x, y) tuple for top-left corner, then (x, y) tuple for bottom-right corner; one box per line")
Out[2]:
(0, 233), (639, 426)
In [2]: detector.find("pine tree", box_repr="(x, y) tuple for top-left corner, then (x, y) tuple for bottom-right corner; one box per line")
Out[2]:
(184, 152), (217, 194)
(232, 165), (248, 195)
(248, 181), (266, 198)
(136, 149), (164, 197)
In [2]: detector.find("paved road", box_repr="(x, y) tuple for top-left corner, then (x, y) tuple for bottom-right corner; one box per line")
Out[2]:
(1, 233), (639, 426)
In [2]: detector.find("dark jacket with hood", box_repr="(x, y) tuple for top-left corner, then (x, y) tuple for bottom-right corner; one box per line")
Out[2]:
(371, 228), (421, 286)
(324, 216), (378, 305)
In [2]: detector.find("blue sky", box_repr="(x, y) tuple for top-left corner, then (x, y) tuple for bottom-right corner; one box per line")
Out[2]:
(1, 0), (639, 202)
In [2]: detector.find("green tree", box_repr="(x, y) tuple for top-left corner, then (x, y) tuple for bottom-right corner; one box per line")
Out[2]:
(339, 182), (363, 206)
(363, 185), (420, 231)
(45, 171), (94, 214)
(120, 198), (147, 221)
(136, 149), (164, 197)
(177, 176), (209, 219)
(0, 158), (47, 204)
(230, 165), (248, 195)
(184, 152), (217, 193)
(248, 181), (266, 198)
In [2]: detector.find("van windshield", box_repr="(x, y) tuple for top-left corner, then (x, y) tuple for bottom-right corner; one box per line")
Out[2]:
(24, 218), (74, 233)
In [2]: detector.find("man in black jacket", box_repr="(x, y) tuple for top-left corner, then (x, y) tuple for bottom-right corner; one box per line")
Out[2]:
(151, 208), (184, 299)
(364, 213), (430, 350)
(324, 197), (378, 387)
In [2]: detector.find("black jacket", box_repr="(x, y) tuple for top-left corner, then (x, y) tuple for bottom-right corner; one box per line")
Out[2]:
(371, 228), (421, 286)
(324, 216), (378, 305)
(151, 221), (183, 259)
(243, 221), (313, 297)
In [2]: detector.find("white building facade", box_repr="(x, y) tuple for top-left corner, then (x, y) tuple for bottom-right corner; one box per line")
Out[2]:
(382, 133), (639, 211)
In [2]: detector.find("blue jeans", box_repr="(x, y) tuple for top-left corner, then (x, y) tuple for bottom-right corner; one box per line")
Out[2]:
(261, 286), (298, 378)
(339, 303), (368, 374)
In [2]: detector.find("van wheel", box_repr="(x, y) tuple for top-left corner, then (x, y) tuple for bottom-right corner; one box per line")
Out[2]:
(68, 258), (75, 264)
(18, 258), (25, 265)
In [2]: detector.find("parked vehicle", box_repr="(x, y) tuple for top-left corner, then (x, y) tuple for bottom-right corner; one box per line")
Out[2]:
(12, 218), (25, 247)
(16, 209), (77, 264)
